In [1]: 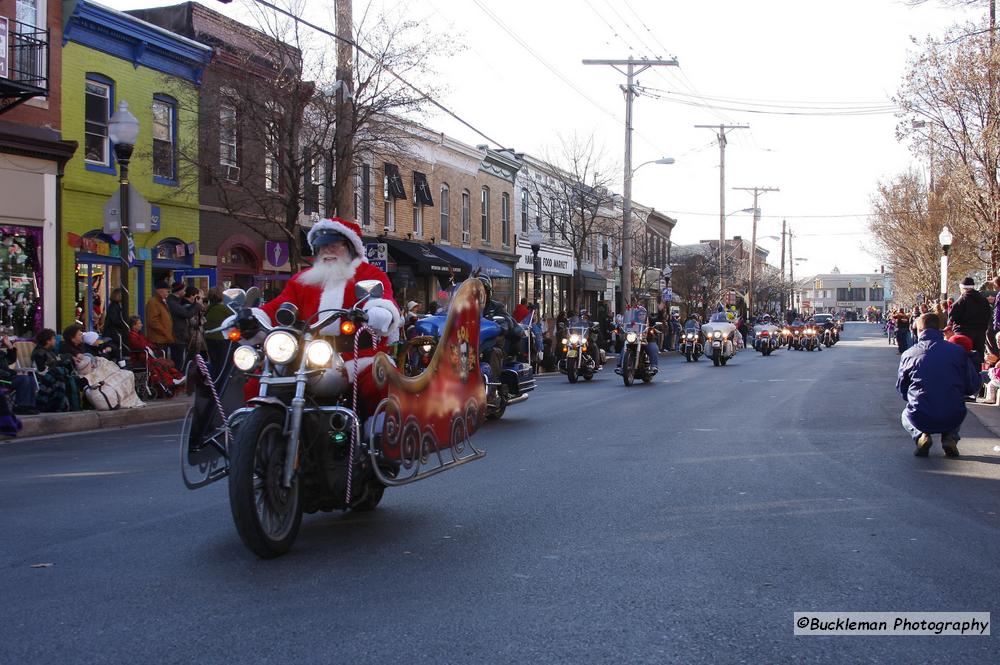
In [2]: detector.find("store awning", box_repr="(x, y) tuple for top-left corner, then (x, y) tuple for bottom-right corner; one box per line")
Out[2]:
(432, 245), (513, 279)
(580, 269), (609, 292)
(382, 238), (462, 275)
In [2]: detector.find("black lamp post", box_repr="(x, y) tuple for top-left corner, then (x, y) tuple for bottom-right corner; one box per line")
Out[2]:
(109, 101), (140, 320)
(529, 225), (543, 313)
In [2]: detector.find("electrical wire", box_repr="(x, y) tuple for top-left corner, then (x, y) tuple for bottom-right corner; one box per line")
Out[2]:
(247, 0), (510, 149)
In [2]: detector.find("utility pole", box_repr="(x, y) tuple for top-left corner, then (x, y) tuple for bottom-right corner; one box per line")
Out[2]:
(780, 219), (787, 313)
(332, 0), (355, 219)
(789, 226), (795, 314)
(733, 185), (779, 317)
(695, 123), (748, 302)
(584, 57), (679, 308)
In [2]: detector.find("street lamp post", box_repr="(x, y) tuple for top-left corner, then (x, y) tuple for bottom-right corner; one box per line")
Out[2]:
(529, 225), (543, 313)
(939, 225), (953, 307)
(622, 157), (674, 310)
(109, 101), (140, 320)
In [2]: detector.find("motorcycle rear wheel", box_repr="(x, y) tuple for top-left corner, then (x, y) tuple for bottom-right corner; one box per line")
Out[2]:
(229, 408), (302, 558)
(486, 384), (509, 420)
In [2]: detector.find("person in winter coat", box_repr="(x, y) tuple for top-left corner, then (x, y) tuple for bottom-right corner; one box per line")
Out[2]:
(101, 288), (130, 359)
(203, 287), (231, 379)
(897, 312), (982, 457)
(948, 276), (992, 364)
(166, 282), (196, 370)
(145, 280), (174, 350)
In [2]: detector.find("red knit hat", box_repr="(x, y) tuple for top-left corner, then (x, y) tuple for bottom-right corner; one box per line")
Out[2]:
(950, 333), (973, 353)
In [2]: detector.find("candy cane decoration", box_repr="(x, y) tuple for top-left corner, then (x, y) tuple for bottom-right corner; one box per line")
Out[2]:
(194, 353), (228, 436)
(346, 324), (379, 505)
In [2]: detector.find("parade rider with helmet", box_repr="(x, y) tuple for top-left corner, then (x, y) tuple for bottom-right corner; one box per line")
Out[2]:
(251, 217), (401, 421)
(616, 297), (659, 371)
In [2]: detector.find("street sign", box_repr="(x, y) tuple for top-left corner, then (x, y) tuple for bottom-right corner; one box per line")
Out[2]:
(103, 188), (152, 234)
(365, 242), (388, 271)
(661, 287), (673, 302)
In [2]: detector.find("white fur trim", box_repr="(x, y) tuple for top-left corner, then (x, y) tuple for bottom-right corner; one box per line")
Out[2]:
(363, 297), (401, 337)
(344, 355), (396, 383)
(307, 219), (366, 261)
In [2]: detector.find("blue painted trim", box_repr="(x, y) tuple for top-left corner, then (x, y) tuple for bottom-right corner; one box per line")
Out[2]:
(86, 162), (117, 176)
(153, 176), (178, 187)
(66, 1), (214, 84)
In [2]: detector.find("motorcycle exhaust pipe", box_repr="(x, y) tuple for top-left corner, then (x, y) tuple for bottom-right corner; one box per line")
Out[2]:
(506, 393), (529, 406)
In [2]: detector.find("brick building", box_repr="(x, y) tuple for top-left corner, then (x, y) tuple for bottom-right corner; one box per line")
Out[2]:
(60, 0), (211, 329)
(0, 0), (76, 335)
(130, 2), (304, 295)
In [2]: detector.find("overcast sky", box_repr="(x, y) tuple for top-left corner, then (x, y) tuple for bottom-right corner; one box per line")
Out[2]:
(103, 0), (981, 277)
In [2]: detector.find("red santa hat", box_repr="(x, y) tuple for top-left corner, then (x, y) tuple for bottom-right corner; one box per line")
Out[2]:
(307, 217), (366, 261)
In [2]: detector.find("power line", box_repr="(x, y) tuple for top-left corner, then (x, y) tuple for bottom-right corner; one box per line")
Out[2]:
(247, 0), (510, 148)
(661, 208), (950, 219)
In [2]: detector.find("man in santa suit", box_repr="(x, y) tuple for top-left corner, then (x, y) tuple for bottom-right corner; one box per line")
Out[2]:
(254, 217), (401, 419)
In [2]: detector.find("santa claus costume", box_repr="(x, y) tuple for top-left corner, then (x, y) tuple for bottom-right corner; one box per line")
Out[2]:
(256, 218), (401, 418)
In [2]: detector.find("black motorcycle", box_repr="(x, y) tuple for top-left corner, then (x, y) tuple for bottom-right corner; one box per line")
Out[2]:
(559, 317), (601, 382)
(615, 322), (658, 385)
(680, 326), (703, 362)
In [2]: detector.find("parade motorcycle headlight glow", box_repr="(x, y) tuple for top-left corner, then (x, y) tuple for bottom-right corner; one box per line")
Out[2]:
(713, 331), (722, 339)
(569, 334), (581, 345)
(626, 332), (638, 344)
(783, 328), (791, 335)
(264, 330), (299, 364)
(305, 339), (334, 367)
(232, 345), (259, 371)
(561, 338), (568, 345)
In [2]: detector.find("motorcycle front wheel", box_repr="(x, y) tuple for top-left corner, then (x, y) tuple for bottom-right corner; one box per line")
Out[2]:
(712, 349), (721, 366)
(567, 366), (578, 383)
(622, 350), (635, 386)
(229, 408), (302, 558)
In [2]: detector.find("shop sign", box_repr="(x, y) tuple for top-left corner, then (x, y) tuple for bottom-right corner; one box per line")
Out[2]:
(265, 241), (289, 269)
(365, 242), (387, 271)
(515, 244), (574, 276)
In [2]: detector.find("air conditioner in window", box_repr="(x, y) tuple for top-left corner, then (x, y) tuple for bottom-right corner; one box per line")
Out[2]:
(462, 231), (470, 244)
(224, 165), (241, 182)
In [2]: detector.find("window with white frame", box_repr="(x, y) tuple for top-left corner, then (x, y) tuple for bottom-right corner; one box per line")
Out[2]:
(461, 190), (471, 244)
(354, 163), (372, 227)
(413, 203), (423, 238)
(264, 121), (279, 191)
(219, 99), (238, 169)
(384, 198), (396, 232)
(84, 78), (111, 164)
(151, 96), (176, 180)
(548, 197), (556, 240)
(481, 187), (490, 243)
(440, 183), (450, 241)
(501, 192), (510, 246)
(520, 188), (529, 233)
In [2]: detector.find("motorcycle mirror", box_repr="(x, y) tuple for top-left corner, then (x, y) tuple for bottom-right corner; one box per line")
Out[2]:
(245, 286), (262, 308)
(223, 288), (247, 313)
(354, 279), (384, 302)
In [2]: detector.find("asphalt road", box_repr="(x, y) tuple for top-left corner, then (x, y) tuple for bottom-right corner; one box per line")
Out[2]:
(2, 323), (998, 664)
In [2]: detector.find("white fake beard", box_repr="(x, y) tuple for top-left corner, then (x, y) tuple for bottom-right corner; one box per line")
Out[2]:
(300, 254), (357, 288)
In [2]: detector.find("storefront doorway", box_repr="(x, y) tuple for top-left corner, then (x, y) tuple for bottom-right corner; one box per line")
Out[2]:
(0, 225), (43, 337)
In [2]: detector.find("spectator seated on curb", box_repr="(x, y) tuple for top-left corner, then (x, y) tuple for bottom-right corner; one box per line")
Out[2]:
(897, 313), (982, 458)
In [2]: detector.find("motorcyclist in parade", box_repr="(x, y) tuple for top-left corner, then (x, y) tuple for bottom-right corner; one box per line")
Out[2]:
(576, 308), (603, 370)
(476, 273), (524, 369)
(616, 298), (659, 370)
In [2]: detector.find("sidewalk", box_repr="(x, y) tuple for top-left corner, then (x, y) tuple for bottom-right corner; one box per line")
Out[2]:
(968, 401), (1000, 441)
(4, 396), (192, 441)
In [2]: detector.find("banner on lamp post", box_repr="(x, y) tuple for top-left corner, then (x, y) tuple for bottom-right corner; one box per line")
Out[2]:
(940, 254), (948, 301)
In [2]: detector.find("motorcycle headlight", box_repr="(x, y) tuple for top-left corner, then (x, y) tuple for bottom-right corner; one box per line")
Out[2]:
(687, 333), (695, 340)
(561, 338), (568, 345)
(421, 343), (434, 354)
(782, 328), (790, 335)
(264, 330), (299, 364)
(305, 339), (334, 367)
(806, 328), (814, 335)
(626, 332), (638, 344)
(569, 334), (581, 344)
(713, 331), (722, 338)
(232, 345), (260, 372)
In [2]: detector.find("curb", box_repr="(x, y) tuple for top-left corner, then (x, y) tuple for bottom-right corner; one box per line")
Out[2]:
(7, 397), (192, 440)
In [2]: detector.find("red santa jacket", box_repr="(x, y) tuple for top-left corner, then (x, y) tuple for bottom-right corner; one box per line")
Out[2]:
(260, 259), (401, 376)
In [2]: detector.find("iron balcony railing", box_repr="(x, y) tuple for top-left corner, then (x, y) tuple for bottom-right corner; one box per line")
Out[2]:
(1, 19), (49, 113)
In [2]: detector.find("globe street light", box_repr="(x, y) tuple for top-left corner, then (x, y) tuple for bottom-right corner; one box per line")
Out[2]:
(939, 225), (953, 307)
(109, 100), (140, 320)
(622, 156), (675, 311)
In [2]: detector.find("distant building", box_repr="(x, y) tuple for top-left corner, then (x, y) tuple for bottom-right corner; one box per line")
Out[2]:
(794, 268), (893, 317)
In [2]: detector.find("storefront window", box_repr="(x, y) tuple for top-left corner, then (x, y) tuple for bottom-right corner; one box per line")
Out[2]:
(0, 225), (43, 337)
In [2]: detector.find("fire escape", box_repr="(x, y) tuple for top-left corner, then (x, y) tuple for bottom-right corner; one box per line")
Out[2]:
(0, 18), (48, 114)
